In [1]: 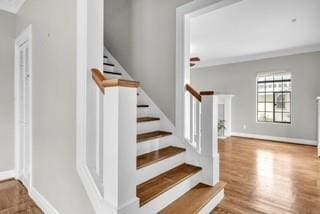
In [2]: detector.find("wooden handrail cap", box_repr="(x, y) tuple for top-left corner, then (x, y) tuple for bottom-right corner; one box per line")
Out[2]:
(103, 79), (140, 88)
(200, 91), (214, 96)
(92, 68), (140, 94)
(186, 84), (214, 102)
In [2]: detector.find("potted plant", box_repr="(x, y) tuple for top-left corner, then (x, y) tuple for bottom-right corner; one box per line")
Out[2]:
(218, 120), (226, 138)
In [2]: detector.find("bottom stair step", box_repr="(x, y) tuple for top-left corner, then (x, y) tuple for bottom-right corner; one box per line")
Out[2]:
(137, 163), (202, 207)
(160, 182), (226, 214)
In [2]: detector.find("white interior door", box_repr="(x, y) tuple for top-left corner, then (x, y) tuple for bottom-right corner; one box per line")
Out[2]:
(15, 26), (32, 189)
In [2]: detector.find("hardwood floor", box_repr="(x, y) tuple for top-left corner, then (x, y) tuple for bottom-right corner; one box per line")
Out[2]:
(0, 179), (43, 213)
(214, 137), (320, 214)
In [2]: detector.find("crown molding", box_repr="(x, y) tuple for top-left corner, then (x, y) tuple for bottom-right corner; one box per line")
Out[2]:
(0, 0), (26, 14)
(196, 44), (320, 69)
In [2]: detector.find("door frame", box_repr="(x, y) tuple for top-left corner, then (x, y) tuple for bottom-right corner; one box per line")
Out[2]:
(175, 0), (242, 139)
(14, 25), (33, 189)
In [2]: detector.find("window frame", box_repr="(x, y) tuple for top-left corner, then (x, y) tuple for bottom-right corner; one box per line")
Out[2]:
(256, 72), (292, 124)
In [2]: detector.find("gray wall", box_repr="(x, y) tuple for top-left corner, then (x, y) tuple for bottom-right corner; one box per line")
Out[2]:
(191, 52), (320, 141)
(15, 1), (94, 213)
(104, 0), (192, 123)
(0, 11), (15, 172)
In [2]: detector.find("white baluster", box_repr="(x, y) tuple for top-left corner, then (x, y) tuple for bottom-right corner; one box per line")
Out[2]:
(189, 95), (194, 146)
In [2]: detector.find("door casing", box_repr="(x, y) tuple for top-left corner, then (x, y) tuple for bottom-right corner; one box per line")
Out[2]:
(14, 25), (33, 190)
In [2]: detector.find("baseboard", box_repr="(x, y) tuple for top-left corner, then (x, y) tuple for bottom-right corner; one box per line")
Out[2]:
(29, 186), (59, 214)
(77, 164), (114, 214)
(0, 170), (16, 181)
(231, 132), (317, 146)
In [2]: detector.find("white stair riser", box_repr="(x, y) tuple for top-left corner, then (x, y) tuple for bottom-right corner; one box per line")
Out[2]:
(137, 108), (153, 117)
(159, 135), (186, 149)
(136, 152), (185, 185)
(103, 58), (109, 64)
(137, 138), (170, 156)
(138, 172), (201, 214)
(199, 189), (224, 214)
(137, 121), (160, 134)
(104, 64), (115, 72)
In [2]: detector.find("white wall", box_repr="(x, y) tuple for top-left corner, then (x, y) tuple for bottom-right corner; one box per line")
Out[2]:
(15, 0), (94, 213)
(0, 10), (15, 172)
(191, 52), (320, 142)
(104, 0), (193, 124)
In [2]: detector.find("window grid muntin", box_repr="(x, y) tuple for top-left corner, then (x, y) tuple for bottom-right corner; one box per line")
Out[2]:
(257, 73), (291, 124)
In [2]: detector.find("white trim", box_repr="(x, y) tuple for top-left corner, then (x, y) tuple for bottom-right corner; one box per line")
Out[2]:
(0, 170), (17, 181)
(231, 132), (317, 146)
(29, 186), (60, 214)
(76, 0), (87, 167)
(14, 24), (33, 190)
(76, 0), (112, 213)
(175, 0), (243, 140)
(197, 45), (320, 68)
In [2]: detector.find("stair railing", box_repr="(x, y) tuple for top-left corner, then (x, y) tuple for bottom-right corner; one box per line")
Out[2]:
(91, 68), (140, 212)
(185, 84), (219, 186)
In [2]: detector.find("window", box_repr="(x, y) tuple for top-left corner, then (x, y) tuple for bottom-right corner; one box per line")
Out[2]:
(257, 72), (291, 124)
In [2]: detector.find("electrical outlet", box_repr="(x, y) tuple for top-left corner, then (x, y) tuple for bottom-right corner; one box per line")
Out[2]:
(243, 125), (247, 130)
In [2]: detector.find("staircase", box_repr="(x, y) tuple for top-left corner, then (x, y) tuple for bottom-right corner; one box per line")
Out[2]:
(100, 51), (226, 213)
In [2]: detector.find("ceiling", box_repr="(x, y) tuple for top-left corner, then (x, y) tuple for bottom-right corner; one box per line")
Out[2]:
(0, 0), (25, 13)
(190, 0), (320, 68)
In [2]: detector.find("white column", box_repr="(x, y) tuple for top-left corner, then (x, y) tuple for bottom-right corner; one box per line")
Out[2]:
(317, 97), (320, 157)
(200, 95), (219, 186)
(103, 86), (139, 213)
(224, 95), (234, 138)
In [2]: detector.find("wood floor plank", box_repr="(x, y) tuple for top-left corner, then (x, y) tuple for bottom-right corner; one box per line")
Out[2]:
(137, 163), (202, 206)
(137, 131), (172, 143)
(213, 137), (320, 214)
(137, 117), (160, 123)
(137, 146), (186, 169)
(0, 179), (43, 213)
(160, 182), (226, 214)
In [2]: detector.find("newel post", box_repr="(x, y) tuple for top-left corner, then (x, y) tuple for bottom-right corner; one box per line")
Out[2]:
(102, 81), (140, 213)
(200, 93), (219, 186)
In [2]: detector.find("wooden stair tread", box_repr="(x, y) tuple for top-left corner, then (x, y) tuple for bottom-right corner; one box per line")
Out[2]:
(160, 182), (226, 214)
(137, 146), (186, 169)
(137, 164), (202, 207)
(103, 71), (122, 76)
(104, 62), (115, 66)
(137, 131), (172, 143)
(137, 117), (160, 123)
(137, 104), (149, 108)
